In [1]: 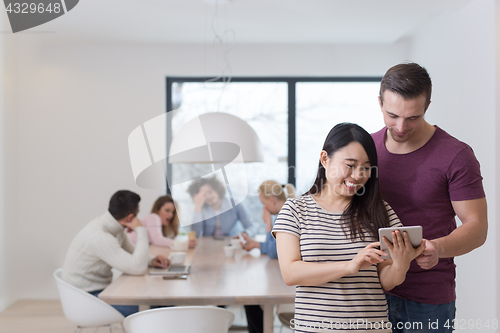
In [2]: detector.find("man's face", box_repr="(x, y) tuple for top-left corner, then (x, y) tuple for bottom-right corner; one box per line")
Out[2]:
(379, 90), (428, 143)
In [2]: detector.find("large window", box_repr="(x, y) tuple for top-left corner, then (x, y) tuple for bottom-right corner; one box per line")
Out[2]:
(295, 82), (383, 193)
(166, 77), (383, 233)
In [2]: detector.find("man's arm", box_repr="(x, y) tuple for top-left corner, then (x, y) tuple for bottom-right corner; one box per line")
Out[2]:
(120, 228), (156, 266)
(122, 228), (140, 254)
(94, 228), (151, 275)
(416, 197), (487, 269)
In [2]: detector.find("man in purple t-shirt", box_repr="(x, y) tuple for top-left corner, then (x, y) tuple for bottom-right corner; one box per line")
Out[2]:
(372, 63), (487, 333)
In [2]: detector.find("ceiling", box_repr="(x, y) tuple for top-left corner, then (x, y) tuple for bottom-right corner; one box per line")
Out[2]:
(36, 0), (472, 44)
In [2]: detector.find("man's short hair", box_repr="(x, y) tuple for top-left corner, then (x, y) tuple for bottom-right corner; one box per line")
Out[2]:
(108, 190), (141, 220)
(187, 176), (226, 199)
(379, 62), (432, 109)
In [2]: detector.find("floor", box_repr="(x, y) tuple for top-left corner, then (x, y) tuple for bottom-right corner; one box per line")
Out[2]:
(0, 300), (293, 333)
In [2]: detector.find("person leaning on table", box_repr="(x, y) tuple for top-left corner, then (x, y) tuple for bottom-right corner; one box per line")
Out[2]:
(242, 180), (296, 258)
(62, 190), (169, 317)
(189, 176), (255, 237)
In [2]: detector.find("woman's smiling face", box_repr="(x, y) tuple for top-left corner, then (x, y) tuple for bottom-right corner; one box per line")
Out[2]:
(321, 141), (371, 198)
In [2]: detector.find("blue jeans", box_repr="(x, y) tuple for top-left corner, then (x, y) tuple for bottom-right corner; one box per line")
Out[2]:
(89, 290), (138, 317)
(385, 294), (456, 333)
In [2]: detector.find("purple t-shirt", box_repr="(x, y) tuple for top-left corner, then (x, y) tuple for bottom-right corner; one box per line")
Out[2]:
(372, 126), (485, 304)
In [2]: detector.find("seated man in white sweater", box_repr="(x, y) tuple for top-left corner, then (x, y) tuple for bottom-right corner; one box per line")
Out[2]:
(62, 190), (169, 317)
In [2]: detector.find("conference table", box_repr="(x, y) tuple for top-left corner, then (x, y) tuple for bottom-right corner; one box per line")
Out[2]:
(99, 236), (295, 333)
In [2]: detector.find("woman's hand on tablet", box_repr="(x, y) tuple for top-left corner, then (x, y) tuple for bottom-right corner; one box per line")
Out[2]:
(383, 230), (425, 270)
(348, 242), (387, 274)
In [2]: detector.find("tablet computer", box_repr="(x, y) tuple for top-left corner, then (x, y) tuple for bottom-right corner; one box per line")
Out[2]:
(378, 226), (422, 259)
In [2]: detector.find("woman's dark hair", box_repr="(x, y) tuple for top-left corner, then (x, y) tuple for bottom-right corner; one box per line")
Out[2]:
(306, 123), (389, 240)
(151, 195), (180, 238)
(108, 190), (141, 220)
(187, 176), (226, 200)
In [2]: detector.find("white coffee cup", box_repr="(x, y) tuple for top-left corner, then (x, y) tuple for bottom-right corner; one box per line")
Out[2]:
(172, 239), (188, 252)
(223, 245), (236, 258)
(169, 251), (186, 265)
(230, 238), (242, 249)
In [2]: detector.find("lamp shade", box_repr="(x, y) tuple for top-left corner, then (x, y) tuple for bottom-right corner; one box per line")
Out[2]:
(168, 112), (264, 164)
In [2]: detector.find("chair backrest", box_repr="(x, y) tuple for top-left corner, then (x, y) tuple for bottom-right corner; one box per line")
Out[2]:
(277, 303), (294, 314)
(277, 303), (295, 330)
(124, 306), (235, 333)
(53, 268), (125, 327)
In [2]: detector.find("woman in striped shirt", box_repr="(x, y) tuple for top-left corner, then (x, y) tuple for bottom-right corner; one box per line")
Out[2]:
(273, 123), (425, 332)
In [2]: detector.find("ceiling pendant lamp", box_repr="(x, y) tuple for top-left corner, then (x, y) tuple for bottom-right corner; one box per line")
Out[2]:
(168, 112), (264, 164)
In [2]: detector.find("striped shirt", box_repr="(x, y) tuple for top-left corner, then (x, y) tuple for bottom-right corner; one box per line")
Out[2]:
(273, 195), (401, 332)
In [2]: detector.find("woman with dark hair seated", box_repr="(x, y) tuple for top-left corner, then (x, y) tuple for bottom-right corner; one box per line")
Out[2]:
(188, 176), (254, 238)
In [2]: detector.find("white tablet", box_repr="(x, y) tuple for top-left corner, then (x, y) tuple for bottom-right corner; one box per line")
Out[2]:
(378, 226), (422, 259)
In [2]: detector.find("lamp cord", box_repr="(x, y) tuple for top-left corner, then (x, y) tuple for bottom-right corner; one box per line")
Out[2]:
(205, 0), (235, 112)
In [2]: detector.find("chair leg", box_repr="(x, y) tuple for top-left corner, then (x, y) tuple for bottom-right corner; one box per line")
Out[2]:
(73, 326), (81, 333)
(121, 322), (126, 333)
(109, 324), (113, 333)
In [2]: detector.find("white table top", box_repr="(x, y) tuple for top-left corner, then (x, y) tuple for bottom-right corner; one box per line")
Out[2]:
(99, 236), (295, 307)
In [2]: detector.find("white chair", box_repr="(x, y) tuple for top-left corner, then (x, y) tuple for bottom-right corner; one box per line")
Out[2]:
(53, 268), (125, 333)
(277, 303), (295, 333)
(124, 306), (235, 333)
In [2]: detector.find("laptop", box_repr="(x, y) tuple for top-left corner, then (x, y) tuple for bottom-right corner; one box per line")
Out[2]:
(149, 232), (202, 276)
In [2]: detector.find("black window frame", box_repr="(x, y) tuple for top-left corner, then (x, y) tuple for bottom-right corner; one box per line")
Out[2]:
(166, 76), (382, 194)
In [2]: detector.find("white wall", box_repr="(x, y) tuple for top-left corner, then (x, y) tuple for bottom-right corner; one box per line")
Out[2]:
(492, 0), (500, 318)
(497, 0), (500, 324)
(0, 14), (20, 313)
(0, 10), (6, 312)
(3, 38), (409, 303)
(411, 0), (497, 324)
